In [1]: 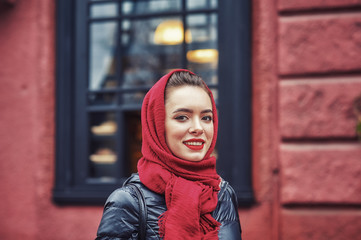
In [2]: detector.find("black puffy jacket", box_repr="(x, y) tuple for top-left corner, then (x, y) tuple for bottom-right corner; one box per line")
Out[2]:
(96, 174), (242, 240)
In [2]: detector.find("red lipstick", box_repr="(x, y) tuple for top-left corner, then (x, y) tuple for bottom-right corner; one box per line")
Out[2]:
(183, 139), (205, 151)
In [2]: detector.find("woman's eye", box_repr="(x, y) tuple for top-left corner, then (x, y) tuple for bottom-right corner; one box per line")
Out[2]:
(202, 116), (213, 121)
(175, 115), (188, 121)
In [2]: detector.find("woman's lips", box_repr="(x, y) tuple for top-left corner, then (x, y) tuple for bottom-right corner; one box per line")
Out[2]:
(183, 139), (205, 151)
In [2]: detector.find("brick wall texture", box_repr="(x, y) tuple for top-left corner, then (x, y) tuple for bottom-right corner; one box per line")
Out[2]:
(278, 1), (361, 239)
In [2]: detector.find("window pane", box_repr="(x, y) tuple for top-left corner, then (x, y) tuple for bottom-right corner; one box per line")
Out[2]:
(186, 13), (218, 85)
(89, 140), (117, 180)
(122, 91), (147, 105)
(124, 111), (142, 175)
(121, 17), (183, 85)
(89, 21), (118, 90)
(90, 111), (117, 136)
(122, 0), (181, 15)
(187, 14), (217, 42)
(88, 92), (117, 106)
(90, 2), (118, 18)
(186, 0), (217, 10)
(89, 112), (118, 181)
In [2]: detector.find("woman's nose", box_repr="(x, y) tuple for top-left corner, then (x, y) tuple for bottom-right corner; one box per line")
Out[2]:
(189, 119), (204, 135)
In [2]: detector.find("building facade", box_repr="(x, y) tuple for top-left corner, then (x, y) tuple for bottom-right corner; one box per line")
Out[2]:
(0, 0), (360, 239)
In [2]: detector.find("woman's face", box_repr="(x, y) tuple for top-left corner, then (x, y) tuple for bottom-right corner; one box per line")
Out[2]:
(165, 85), (214, 161)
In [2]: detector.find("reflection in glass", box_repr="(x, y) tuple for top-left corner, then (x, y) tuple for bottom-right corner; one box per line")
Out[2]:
(186, 13), (218, 84)
(187, 61), (218, 86)
(89, 22), (117, 90)
(91, 120), (117, 136)
(90, 112), (117, 136)
(121, 17), (183, 87)
(122, 92), (147, 105)
(187, 0), (217, 10)
(88, 92), (117, 106)
(90, 2), (118, 18)
(154, 20), (192, 45)
(90, 147), (117, 165)
(89, 112), (117, 179)
(187, 49), (218, 64)
(89, 143), (117, 179)
(121, 20), (131, 46)
(124, 111), (142, 175)
(187, 14), (217, 43)
(122, 0), (181, 15)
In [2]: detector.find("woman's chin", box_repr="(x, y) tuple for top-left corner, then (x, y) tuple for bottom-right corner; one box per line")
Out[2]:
(180, 153), (205, 162)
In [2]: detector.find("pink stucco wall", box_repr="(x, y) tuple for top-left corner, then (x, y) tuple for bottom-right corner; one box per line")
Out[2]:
(277, 0), (361, 239)
(0, 0), (360, 239)
(0, 1), (102, 239)
(242, 0), (361, 239)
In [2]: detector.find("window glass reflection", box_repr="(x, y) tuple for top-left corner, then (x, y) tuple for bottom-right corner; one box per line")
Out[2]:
(89, 22), (117, 90)
(187, 14), (217, 43)
(89, 112), (118, 180)
(121, 17), (183, 89)
(89, 143), (117, 179)
(90, 112), (117, 136)
(90, 2), (118, 18)
(186, 13), (218, 85)
(124, 111), (142, 175)
(122, 0), (181, 15)
(88, 92), (117, 106)
(122, 92), (147, 105)
(187, 0), (217, 10)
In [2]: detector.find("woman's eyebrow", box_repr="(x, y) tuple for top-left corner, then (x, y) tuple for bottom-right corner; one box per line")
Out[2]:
(173, 108), (192, 114)
(172, 108), (213, 114)
(201, 109), (213, 114)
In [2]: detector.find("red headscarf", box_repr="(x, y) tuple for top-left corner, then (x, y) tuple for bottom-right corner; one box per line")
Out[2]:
(137, 69), (221, 239)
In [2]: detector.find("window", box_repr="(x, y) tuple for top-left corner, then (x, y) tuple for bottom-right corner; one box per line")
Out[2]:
(54, 0), (253, 205)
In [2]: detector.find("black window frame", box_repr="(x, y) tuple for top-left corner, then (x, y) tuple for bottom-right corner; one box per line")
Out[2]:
(53, 0), (253, 205)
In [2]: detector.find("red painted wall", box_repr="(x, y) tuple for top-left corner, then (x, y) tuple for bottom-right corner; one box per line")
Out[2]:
(277, 0), (361, 239)
(0, 1), (101, 239)
(0, 0), (360, 239)
(241, 0), (361, 239)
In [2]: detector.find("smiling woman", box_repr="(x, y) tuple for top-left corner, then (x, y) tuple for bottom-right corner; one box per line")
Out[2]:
(165, 84), (214, 161)
(96, 69), (242, 240)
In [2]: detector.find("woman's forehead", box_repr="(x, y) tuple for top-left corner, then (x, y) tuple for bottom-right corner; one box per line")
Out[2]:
(165, 86), (212, 108)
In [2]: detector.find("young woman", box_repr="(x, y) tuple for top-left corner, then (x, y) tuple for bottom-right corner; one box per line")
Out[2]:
(96, 69), (242, 240)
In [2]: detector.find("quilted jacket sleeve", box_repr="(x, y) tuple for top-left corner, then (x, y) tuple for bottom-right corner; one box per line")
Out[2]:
(214, 182), (242, 240)
(95, 187), (140, 240)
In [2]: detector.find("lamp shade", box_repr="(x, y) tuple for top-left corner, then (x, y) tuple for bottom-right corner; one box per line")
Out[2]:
(187, 49), (218, 63)
(154, 20), (192, 45)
